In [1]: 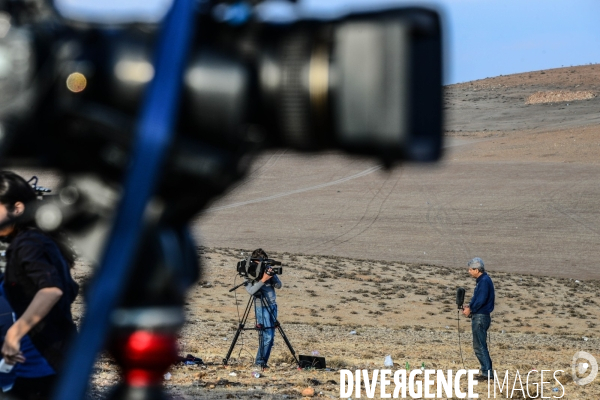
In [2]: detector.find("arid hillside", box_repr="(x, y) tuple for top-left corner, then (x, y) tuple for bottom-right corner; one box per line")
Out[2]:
(195, 67), (600, 280)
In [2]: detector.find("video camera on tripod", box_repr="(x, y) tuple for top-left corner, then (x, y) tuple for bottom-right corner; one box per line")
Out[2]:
(237, 256), (282, 281)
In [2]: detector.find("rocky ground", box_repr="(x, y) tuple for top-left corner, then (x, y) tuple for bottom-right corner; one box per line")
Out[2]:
(80, 247), (600, 399)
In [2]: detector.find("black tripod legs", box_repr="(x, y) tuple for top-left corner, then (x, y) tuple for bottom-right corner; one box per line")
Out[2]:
(274, 321), (300, 366)
(223, 294), (300, 367)
(223, 295), (254, 365)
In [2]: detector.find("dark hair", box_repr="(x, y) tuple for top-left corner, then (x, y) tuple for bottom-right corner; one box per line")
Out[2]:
(0, 171), (76, 267)
(251, 248), (268, 259)
(0, 171), (37, 213)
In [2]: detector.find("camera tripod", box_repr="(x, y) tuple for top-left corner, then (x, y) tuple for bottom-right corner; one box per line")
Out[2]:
(224, 289), (299, 367)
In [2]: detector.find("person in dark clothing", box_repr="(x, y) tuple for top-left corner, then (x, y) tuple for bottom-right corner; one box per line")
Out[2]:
(243, 249), (282, 369)
(462, 257), (495, 380)
(0, 171), (79, 398)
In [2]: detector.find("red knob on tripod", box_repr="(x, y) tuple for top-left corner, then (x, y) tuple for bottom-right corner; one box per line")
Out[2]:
(112, 330), (179, 387)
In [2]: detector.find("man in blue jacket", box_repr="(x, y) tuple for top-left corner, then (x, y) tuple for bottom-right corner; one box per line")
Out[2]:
(462, 257), (495, 380)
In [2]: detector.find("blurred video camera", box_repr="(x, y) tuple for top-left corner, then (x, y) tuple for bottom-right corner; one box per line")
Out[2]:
(0, 0), (443, 253)
(0, 1), (442, 202)
(237, 256), (282, 281)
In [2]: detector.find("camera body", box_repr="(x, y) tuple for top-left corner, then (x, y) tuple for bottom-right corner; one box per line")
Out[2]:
(237, 257), (282, 281)
(0, 4), (442, 221)
(266, 265), (282, 276)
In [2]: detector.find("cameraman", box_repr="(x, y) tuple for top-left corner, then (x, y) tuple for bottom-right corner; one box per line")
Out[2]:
(462, 257), (495, 380)
(244, 249), (281, 369)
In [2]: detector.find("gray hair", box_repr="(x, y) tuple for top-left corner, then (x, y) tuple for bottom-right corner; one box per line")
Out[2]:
(467, 257), (485, 272)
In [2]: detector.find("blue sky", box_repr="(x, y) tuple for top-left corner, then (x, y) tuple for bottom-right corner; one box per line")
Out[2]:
(55, 0), (600, 84)
(300, 0), (600, 84)
(441, 0), (600, 83)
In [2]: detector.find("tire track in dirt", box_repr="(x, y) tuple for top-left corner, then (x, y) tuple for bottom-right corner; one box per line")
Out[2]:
(429, 195), (471, 265)
(333, 171), (403, 246)
(308, 175), (390, 251)
(225, 150), (288, 195)
(204, 165), (382, 212)
(543, 180), (600, 237)
(410, 173), (471, 266)
(291, 140), (482, 254)
(314, 159), (371, 230)
(208, 139), (473, 214)
(309, 169), (403, 252)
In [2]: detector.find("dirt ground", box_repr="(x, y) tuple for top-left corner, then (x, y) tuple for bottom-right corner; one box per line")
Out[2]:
(12, 65), (600, 398)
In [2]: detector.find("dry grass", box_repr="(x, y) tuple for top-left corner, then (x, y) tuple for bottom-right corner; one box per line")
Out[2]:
(526, 90), (595, 104)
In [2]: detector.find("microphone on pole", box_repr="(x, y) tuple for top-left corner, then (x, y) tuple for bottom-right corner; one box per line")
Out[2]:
(456, 287), (465, 309)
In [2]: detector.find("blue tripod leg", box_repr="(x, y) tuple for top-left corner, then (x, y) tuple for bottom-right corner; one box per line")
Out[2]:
(52, 1), (196, 398)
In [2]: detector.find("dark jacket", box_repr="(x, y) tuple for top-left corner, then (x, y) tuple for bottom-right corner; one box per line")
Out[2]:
(469, 272), (495, 315)
(3, 228), (79, 371)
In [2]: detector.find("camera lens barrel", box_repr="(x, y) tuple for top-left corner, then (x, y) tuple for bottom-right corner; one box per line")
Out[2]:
(183, 50), (250, 144)
(257, 8), (442, 162)
(258, 30), (328, 150)
(175, 8), (442, 162)
(2, 6), (441, 186)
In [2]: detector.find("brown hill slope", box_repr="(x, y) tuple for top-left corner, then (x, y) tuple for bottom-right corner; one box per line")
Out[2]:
(196, 66), (600, 279)
(446, 65), (600, 134)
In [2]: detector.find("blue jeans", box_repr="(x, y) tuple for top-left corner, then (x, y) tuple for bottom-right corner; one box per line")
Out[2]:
(255, 299), (277, 366)
(471, 313), (492, 376)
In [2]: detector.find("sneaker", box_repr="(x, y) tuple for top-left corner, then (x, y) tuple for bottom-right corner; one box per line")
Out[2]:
(478, 374), (493, 380)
